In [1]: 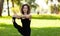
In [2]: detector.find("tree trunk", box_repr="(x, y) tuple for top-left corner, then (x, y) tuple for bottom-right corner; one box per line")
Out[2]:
(11, 0), (14, 7)
(0, 0), (4, 16)
(7, 0), (10, 16)
(58, 0), (60, 2)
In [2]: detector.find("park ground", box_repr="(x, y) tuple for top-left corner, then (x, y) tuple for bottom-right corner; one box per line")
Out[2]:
(0, 16), (60, 36)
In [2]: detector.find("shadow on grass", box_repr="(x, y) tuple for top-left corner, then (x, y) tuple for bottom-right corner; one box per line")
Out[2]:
(0, 23), (60, 36)
(0, 23), (21, 36)
(0, 16), (60, 20)
(31, 27), (60, 36)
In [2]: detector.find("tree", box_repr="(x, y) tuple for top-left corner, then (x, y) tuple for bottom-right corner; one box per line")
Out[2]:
(58, 4), (60, 13)
(11, 0), (22, 12)
(7, 0), (10, 16)
(58, 0), (60, 2)
(0, 0), (4, 16)
(25, 0), (39, 9)
(11, 0), (22, 7)
(11, 0), (14, 7)
(11, 0), (38, 13)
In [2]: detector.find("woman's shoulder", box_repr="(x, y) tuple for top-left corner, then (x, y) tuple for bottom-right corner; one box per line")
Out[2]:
(28, 13), (32, 16)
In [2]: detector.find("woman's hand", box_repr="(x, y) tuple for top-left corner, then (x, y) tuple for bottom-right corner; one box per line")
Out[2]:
(12, 14), (21, 19)
(12, 14), (17, 17)
(12, 14), (31, 19)
(24, 14), (31, 19)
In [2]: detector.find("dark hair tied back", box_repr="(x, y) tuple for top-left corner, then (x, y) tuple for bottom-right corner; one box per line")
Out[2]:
(21, 4), (30, 14)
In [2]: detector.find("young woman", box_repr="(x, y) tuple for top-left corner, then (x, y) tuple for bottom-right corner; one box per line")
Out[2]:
(12, 4), (31, 36)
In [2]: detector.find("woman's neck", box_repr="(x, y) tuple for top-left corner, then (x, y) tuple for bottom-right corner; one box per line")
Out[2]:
(24, 12), (27, 15)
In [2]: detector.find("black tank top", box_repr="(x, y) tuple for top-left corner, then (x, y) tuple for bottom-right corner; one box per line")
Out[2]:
(21, 18), (31, 28)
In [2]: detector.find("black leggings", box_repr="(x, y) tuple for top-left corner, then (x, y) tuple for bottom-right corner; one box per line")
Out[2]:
(12, 17), (31, 36)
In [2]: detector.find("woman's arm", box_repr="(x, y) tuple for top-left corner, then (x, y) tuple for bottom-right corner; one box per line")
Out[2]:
(12, 13), (31, 19)
(12, 14), (21, 19)
(24, 14), (31, 19)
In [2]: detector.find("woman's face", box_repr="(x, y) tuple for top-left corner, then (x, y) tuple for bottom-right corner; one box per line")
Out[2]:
(23, 6), (28, 13)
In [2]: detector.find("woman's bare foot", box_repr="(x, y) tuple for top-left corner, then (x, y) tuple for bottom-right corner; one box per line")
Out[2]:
(12, 17), (16, 22)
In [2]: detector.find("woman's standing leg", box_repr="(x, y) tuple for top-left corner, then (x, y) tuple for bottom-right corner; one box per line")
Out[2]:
(22, 20), (31, 36)
(26, 25), (31, 36)
(27, 20), (31, 36)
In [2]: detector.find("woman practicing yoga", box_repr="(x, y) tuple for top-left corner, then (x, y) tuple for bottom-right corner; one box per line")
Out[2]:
(12, 4), (31, 36)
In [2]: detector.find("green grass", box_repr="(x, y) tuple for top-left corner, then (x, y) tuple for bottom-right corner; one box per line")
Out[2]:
(31, 27), (60, 36)
(0, 23), (21, 36)
(0, 23), (60, 36)
(0, 16), (60, 36)
(32, 14), (60, 19)
(1, 14), (60, 19)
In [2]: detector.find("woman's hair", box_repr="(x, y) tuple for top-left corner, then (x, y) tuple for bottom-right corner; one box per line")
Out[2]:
(21, 4), (30, 14)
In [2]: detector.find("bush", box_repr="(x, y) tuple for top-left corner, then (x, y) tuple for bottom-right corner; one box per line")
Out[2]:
(0, 14), (60, 19)
(32, 14), (60, 19)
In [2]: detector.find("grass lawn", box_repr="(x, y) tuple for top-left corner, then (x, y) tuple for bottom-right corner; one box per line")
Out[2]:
(0, 17), (60, 36)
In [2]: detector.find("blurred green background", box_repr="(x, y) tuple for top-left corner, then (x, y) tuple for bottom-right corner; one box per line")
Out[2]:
(0, 0), (60, 36)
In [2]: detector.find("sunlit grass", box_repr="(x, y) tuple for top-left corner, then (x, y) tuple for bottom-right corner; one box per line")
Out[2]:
(0, 18), (60, 28)
(0, 23), (60, 36)
(0, 17), (60, 36)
